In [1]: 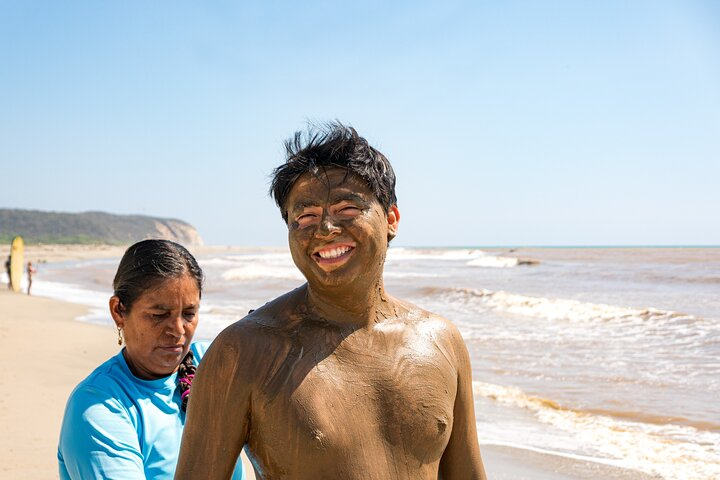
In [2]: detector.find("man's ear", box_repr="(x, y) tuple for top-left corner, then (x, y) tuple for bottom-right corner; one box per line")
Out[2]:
(109, 296), (126, 329)
(387, 205), (400, 242)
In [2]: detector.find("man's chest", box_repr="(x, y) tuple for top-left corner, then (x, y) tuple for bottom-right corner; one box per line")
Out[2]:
(251, 334), (458, 467)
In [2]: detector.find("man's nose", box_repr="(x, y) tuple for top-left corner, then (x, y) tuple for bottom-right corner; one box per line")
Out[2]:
(315, 214), (341, 238)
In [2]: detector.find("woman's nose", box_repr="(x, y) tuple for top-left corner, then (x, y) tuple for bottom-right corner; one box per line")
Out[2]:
(166, 314), (185, 338)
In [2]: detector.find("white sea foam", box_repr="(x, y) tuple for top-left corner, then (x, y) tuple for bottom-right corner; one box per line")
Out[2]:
(16, 279), (114, 326)
(31, 280), (108, 310)
(466, 256), (519, 268)
(383, 271), (444, 279)
(194, 311), (246, 340)
(221, 265), (304, 281)
(386, 248), (487, 261)
(198, 257), (241, 267)
(437, 286), (698, 327)
(473, 381), (720, 480)
(386, 247), (527, 268)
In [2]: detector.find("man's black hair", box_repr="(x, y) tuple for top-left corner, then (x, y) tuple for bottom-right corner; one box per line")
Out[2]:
(270, 122), (397, 223)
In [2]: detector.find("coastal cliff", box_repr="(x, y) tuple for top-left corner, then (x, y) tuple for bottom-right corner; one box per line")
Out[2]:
(0, 209), (203, 246)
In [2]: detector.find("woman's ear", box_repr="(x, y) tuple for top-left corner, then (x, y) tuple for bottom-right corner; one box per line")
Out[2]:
(109, 296), (126, 329)
(387, 205), (400, 242)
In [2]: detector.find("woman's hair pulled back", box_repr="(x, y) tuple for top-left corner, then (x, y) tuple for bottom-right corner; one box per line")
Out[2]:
(112, 239), (203, 311)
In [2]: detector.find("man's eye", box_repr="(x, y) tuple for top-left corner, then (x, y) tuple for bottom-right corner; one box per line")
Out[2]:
(296, 213), (318, 224)
(183, 311), (197, 321)
(339, 206), (361, 214)
(152, 312), (169, 320)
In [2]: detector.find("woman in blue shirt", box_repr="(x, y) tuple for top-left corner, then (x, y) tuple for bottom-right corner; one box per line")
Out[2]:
(58, 239), (244, 480)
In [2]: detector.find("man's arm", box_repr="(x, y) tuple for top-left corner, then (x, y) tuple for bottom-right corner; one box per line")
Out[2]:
(438, 324), (487, 480)
(176, 326), (251, 480)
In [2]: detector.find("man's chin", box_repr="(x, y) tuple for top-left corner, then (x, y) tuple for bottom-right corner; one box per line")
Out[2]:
(308, 267), (367, 291)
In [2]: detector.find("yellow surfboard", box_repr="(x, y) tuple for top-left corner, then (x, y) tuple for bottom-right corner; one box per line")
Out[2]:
(10, 236), (24, 293)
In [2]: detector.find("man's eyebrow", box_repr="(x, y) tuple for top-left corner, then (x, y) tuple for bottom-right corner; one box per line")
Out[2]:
(289, 200), (320, 213)
(331, 192), (369, 204)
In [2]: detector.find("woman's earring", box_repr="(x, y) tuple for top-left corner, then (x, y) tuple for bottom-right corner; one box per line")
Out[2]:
(117, 327), (123, 346)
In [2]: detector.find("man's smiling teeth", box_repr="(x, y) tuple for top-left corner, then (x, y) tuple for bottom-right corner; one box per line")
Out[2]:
(317, 246), (351, 259)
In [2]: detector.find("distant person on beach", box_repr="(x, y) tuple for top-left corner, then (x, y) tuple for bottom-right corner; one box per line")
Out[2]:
(176, 123), (487, 479)
(4, 256), (10, 290)
(26, 261), (36, 295)
(57, 240), (244, 480)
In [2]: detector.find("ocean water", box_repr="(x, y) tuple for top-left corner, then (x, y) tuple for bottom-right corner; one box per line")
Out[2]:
(18, 247), (720, 479)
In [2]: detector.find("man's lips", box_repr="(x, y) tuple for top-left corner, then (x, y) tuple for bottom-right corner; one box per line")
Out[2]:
(312, 243), (355, 264)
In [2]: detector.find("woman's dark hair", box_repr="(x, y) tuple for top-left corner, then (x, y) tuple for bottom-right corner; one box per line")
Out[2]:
(113, 239), (204, 311)
(269, 121), (398, 223)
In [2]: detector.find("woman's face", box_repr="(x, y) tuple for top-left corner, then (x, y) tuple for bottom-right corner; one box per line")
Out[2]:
(110, 273), (200, 380)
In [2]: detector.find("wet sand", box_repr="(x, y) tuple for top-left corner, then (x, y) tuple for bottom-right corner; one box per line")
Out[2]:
(0, 244), (658, 479)
(482, 444), (660, 479)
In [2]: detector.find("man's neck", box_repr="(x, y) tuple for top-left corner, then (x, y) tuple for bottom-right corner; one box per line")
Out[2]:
(304, 280), (395, 330)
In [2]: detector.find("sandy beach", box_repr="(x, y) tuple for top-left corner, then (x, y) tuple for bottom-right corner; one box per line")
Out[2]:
(0, 288), (258, 480)
(0, 289), (117, 479)
(0, 245), (664, 479)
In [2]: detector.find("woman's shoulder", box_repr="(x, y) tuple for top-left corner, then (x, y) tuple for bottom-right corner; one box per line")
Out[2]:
(67, 352), (134, 409)
(59, 356), (142, 450)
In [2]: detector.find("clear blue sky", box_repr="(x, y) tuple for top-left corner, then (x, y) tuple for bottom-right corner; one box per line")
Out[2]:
(1, 0), (718, 246)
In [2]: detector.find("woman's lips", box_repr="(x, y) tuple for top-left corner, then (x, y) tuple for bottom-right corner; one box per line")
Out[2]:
(159, 345), (184, 353)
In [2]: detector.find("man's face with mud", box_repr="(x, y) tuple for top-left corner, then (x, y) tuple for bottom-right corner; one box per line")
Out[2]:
(284, 168), (399, 290)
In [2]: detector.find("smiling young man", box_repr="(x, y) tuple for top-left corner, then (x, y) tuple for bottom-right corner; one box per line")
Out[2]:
(175, 123), (487, 480)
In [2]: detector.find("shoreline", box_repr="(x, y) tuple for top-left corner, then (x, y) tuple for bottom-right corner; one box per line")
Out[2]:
(0, 244), (671, 479)
(481, 444), (661, 479)
(0, 243), (289, 266)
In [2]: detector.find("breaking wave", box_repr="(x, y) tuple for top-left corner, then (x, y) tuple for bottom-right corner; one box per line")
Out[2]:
(221, 265), (303, 281)
(422, 286), (699, 326)
(386, 248), (537, 268)
(473, 381), (720, 480)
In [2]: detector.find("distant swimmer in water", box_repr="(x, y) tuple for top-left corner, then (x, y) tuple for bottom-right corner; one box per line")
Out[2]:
(176, 122), (487, 480)
(26, 261), (36, 295)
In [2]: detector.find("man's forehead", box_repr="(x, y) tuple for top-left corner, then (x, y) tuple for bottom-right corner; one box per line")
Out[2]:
(287, 169), (373, 202)
(301, 168), (366, 187)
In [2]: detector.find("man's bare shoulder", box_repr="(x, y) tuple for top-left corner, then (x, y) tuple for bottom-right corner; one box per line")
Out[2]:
(197, 287), (309, 392)
(394, 296), (463, 335)
(388, 296), (469, 364)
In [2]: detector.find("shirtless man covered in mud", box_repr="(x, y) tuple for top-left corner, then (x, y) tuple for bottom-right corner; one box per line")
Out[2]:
(176, 123), (487, 480)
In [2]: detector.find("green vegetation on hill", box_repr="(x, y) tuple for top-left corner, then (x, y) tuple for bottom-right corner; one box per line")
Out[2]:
(0, 209), (203, 246)
(0, 233), (102, 245)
